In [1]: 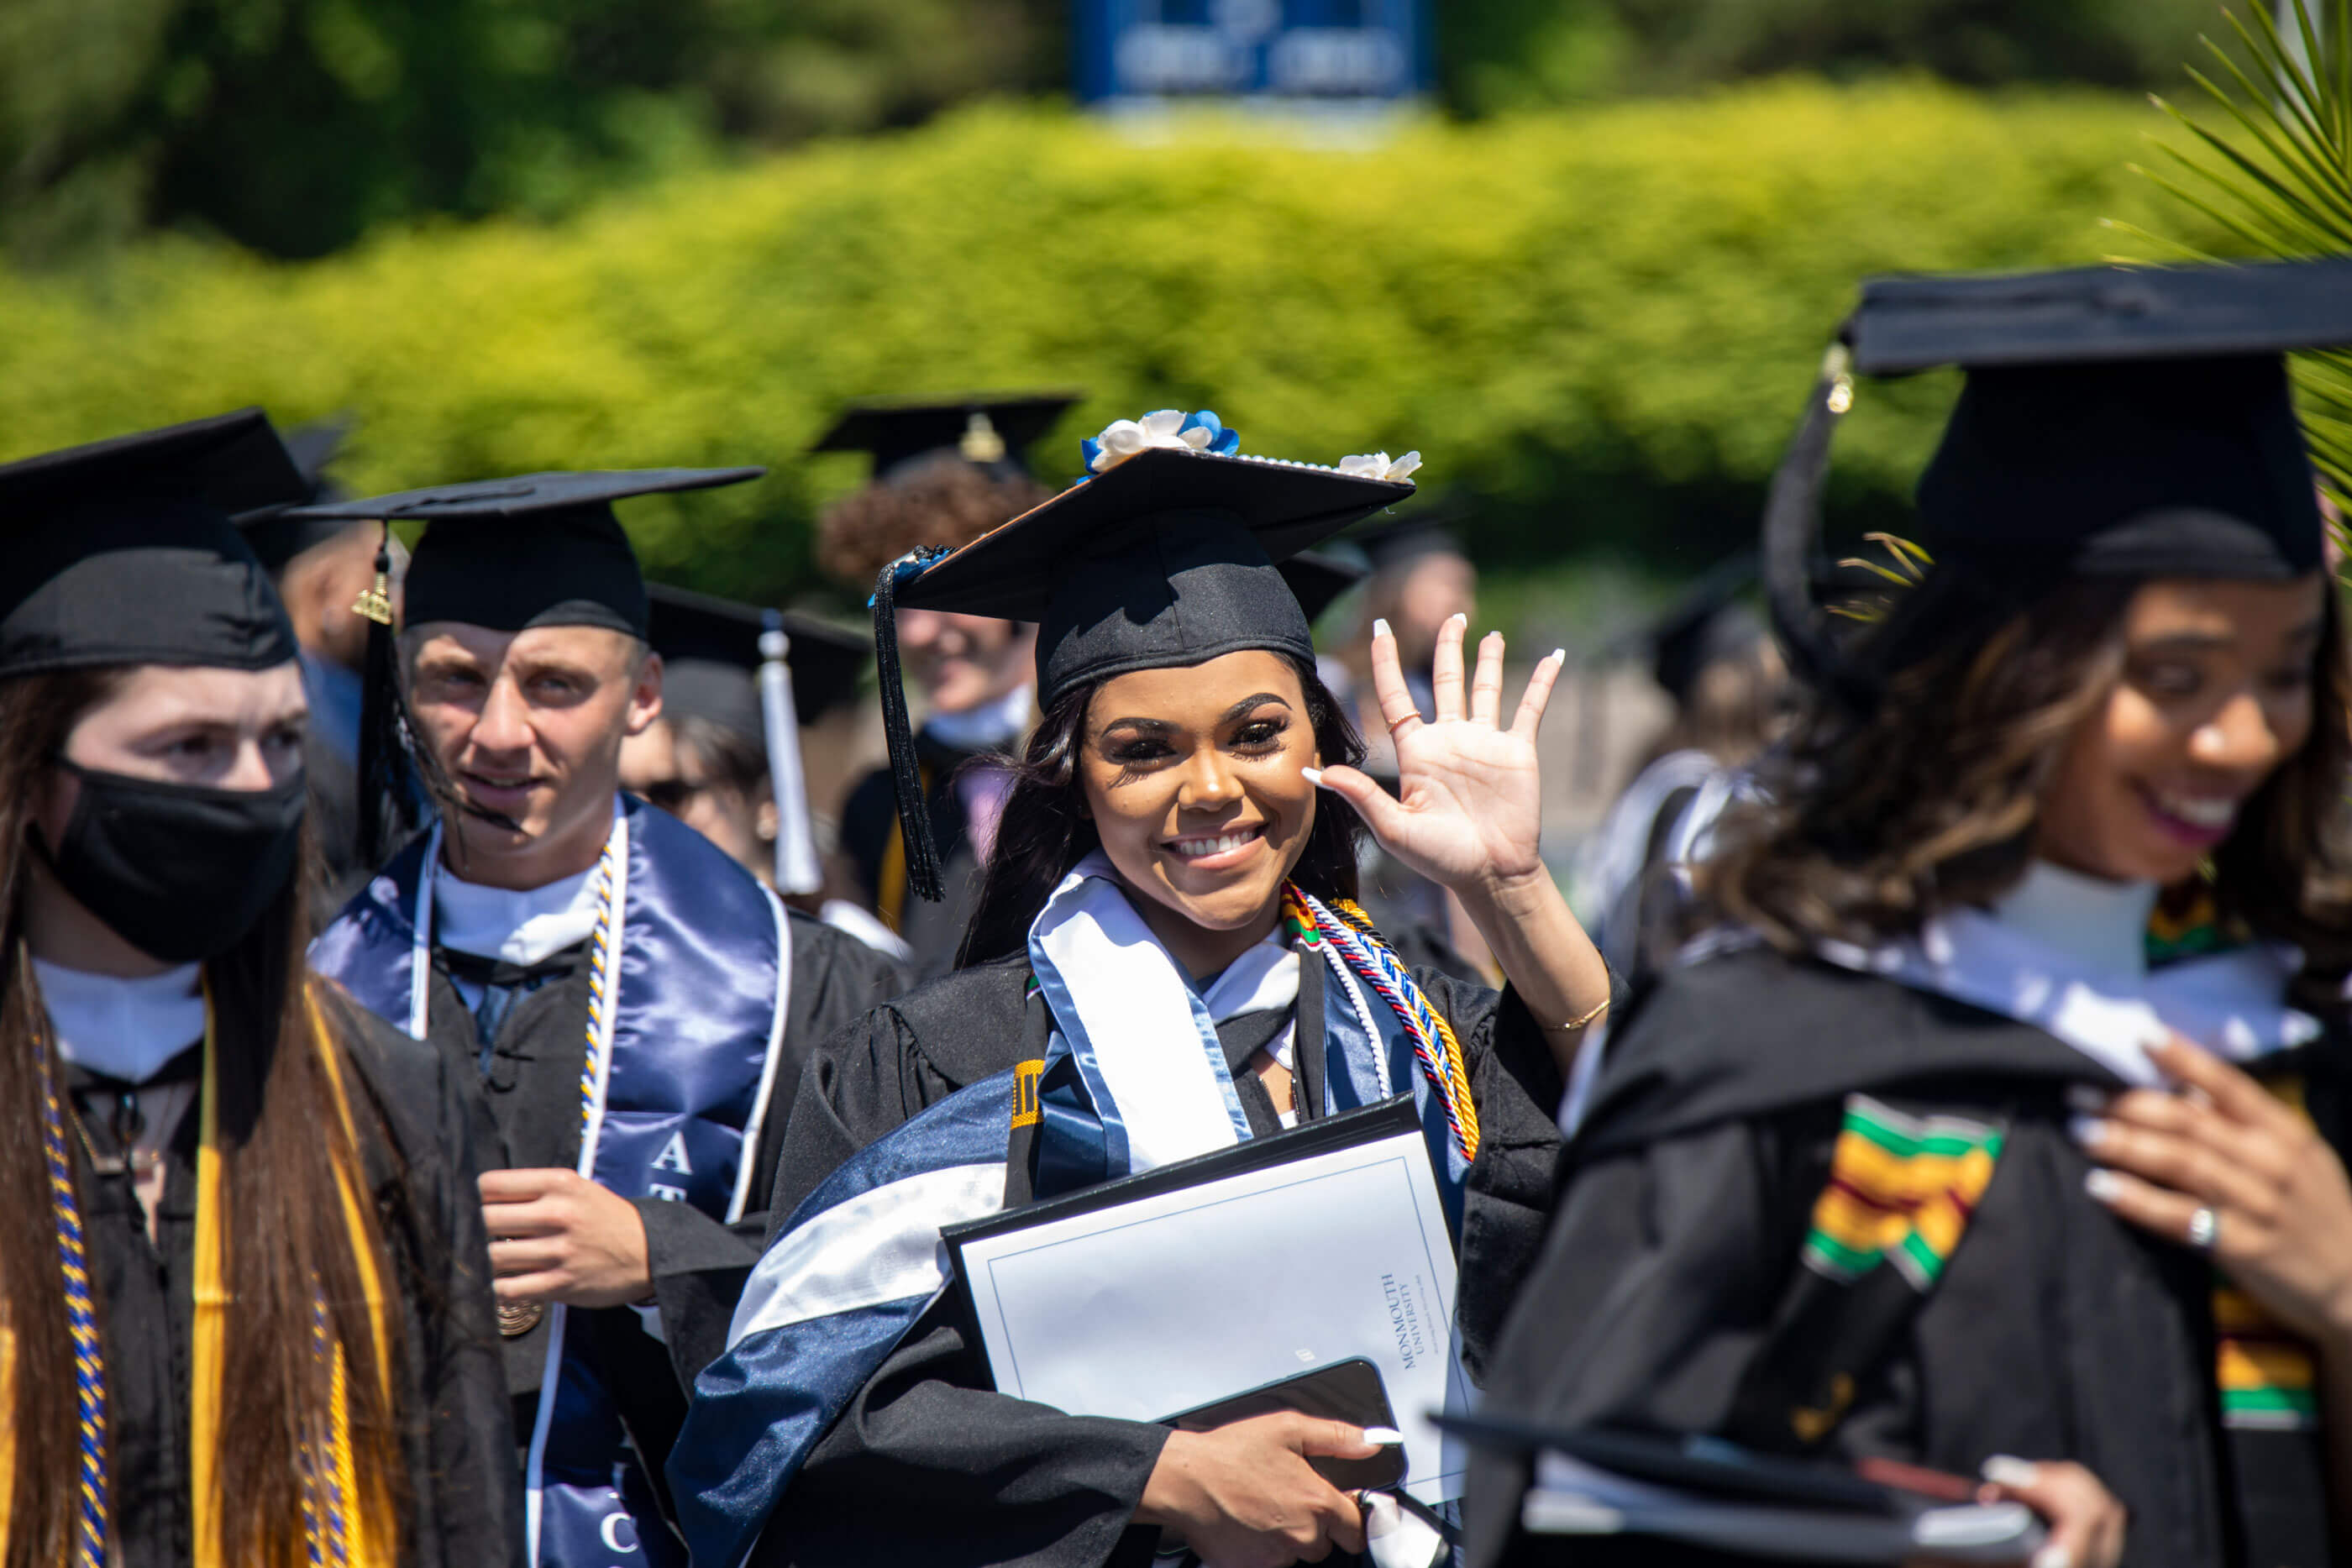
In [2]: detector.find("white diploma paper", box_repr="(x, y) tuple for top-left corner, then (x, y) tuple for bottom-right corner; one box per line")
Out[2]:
(957, 1123), (1471, 1503)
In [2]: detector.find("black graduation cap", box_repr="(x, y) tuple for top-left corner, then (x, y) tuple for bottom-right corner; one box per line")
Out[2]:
(282, 467), (764, 637)
(238, 413), (361, 574)
(879, 440), (1415, 900)
(1620, 550), (1764, 706)
(647, 583), (869, 735)
(645, 583), (869, 894)
(0, 407), (307, 678)
(1278, 549), (1369, 625)
(1762, 257), (2352, 707)
(813, 391), (1083, 483)
(280, 465), (764, 864)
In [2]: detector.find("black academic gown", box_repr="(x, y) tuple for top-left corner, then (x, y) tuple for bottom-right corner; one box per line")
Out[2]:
(755, 952), (1573, 1568)
(1465, 945), (2350, 1568)
(69, 999), (522, 1568)
(419, 910), (905, 1513)
(839, 730), (992, 979)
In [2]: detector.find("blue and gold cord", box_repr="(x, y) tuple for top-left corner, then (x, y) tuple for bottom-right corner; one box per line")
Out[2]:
(39, 1042), (111, 1568)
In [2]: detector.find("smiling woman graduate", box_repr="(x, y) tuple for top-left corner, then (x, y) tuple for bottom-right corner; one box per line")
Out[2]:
(1467, 258), (2352, 1568)
(669, 412), (1616, 1568)
(0, 411), (519, 1568)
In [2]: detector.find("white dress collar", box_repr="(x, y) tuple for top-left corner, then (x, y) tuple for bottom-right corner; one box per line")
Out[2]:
(1986, 861), (2159, 980)
(32, 958), (205, 1084)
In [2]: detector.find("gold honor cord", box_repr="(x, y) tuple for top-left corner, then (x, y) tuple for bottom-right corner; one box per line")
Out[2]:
(191, 987), (394, 1568)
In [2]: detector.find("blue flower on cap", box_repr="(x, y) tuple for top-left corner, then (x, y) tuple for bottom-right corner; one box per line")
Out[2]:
(1081, 409), (1242, 475)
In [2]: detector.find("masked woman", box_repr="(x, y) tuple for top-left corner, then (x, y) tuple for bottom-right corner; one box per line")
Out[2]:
(0, 411), (521, 1567)
(671, 412), (1615, 1568)
(1468, 260), (2352, 1568)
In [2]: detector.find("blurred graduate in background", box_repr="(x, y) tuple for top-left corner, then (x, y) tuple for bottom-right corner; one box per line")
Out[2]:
(235, 416), (386, 910)
(816, 391), (1079, 977)
(621, 583), (914, 962)
(1569, 549), (1790, 984)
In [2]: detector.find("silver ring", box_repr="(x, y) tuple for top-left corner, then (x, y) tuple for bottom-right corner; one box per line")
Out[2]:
(2187, 1206), (2220, 1253)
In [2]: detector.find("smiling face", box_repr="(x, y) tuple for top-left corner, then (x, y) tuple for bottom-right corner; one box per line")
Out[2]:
(405, 621), (662, 889)
(1077, 650), (1321, 978)
(2038, 574), (2330, 884)
(897, 608), (1035, 716)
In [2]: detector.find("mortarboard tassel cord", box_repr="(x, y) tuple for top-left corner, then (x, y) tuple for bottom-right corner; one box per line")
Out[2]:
(1761, 342), (1876, 715)
(351, 523), (485, 868)
(871, 553), (948, 904)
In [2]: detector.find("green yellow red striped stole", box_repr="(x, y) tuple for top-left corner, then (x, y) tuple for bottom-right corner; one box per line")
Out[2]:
(2213, 1073), (2320, 1432)
(1801, 1095), (2003, 1292)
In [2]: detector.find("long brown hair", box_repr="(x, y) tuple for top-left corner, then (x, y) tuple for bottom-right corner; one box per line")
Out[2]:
(0, 669), (407, 1566)
(958, 653), (1368, 967)
(1704, 572), (2352, 1011)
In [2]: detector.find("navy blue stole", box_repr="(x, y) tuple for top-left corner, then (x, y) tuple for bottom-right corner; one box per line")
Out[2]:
(313, 797), (790, 1565)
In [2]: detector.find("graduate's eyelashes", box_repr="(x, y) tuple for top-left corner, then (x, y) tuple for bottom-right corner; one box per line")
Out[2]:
(1095, 699), (1295, 768)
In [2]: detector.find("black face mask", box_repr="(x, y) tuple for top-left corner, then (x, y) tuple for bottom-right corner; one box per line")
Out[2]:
(38, 759), (307, 964)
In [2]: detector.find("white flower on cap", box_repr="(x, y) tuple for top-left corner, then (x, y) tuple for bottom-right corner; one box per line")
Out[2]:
(1086, 409), (1226, 473)
(1339, 450), (1423, 482)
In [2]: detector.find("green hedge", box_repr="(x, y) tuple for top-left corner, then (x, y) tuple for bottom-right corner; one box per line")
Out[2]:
(0, 81), (2229, 602)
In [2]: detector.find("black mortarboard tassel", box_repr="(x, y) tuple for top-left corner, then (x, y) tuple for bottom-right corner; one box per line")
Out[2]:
(814, 391), (1083, 482)
(1763, 256), (2352, 711)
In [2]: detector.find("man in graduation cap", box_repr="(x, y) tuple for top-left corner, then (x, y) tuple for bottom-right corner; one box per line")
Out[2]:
(298, 468), (909, 1568)
(622, 582), (914, 964)
(814, 391), (1079, 975)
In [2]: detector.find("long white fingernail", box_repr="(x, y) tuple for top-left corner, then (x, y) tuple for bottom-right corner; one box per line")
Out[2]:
(2084, 1168), (2124, 1202)
(1301, 767), (1326, 787)
(1981, 1455), (2040, 1488)
(2067, 1114), (2108, 1148)
(1373, 618), (1392, 639)
(2064, 1084), (2112, 1114)
(1450, 611), (1468, 624)
(2030, 1544), (2073, 1568)
(1551, 648), (1567, 663)
(1361, 1427), (1404, 1445)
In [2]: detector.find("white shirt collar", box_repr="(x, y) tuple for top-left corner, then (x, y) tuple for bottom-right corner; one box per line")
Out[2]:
(923, 684), (1034, 753)
(32, 958), (205, 1084)
(1987, 860), (2160, 979)
(431, 800), (618, 965)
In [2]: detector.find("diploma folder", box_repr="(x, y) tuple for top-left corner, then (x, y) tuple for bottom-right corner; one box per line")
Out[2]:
(1436, 1412), (2049, 1564)
(942, 1097), (1472, 1504)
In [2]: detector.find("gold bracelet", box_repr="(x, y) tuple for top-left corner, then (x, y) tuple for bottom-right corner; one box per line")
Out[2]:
(1546, 994), (1611, 1033)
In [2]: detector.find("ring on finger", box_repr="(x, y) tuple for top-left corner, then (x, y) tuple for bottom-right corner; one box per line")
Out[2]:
(2187, 1206), (2220, 1253)
(1385, 714), (1417, 736)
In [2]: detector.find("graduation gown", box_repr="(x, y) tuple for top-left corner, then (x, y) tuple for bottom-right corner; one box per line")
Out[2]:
(67, 999), (522, 1568)
(750, 953), (1573, 1568)
(1464, 945), (2349, 1568)
(314, 800), (910, 1561)
(838, 730), (995, 979)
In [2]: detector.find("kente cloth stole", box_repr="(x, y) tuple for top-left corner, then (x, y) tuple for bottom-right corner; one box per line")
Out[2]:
(1727, 1093), (2005, 1450)
(29, 983), (393, 1568)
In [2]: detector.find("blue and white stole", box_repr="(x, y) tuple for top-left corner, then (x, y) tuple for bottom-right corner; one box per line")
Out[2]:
(670, 854), (1474, 1568)
(312, 795), (793, 1566)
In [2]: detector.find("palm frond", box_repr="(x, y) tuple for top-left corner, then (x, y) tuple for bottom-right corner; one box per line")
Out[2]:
(2134, 0), (2352, 530)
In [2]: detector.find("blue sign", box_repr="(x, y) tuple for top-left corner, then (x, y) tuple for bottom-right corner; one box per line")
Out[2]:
(1077, 0), (1431, 107)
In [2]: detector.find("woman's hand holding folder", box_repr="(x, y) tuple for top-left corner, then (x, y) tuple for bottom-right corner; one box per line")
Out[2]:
(1136, 1412), (1385, 1567)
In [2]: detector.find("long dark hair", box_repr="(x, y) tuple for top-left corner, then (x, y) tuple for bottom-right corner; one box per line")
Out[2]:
(1703, 571), (2352, 1011)
(958, 653), (1368, 966)
(0, 668), (408, 1567)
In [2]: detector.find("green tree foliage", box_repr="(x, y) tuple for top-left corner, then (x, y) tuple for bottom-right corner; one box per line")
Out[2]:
(0, 0), (1063, 261)
(1436, 0), (2231, 111)
(2, 0), (2252, 264)
(0, 84), (2232, 600)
